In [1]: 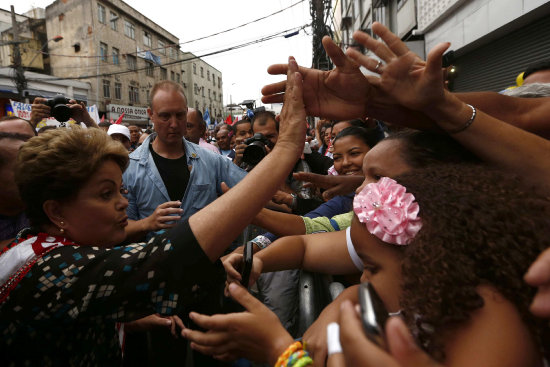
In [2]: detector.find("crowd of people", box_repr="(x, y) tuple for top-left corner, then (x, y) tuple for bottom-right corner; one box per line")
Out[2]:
(1, 22), (550, 367)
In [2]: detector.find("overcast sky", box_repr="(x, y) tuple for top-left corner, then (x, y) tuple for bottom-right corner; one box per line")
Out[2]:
(4, 0), (313, 110)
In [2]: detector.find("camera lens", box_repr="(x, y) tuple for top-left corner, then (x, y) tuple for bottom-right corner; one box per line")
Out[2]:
(243, 142), (266, 165)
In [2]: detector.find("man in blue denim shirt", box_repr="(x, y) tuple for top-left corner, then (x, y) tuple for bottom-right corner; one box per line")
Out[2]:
(123, 81), (246, 241)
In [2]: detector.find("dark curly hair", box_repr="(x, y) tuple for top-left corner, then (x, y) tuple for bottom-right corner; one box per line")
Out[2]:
(386, 129), (480, 168)
(394, 164), (549, 361)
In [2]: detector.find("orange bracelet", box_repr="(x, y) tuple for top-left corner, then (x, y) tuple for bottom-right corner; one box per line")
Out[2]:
(275, 341), (303, 367)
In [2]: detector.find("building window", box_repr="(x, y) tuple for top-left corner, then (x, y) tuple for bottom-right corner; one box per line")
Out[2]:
(213, 91), (216, 100)
(201, 87), (205, 97)
(103, 80), (110, 98)
(169, 46), (177, 59)
(127, 54), (137, 70)
(160, 67), (167, 80)
(124, 20), (135, 39)
(143, 31), (152, 47)
(112, 47), (119, 65)
(207, 70), (210, 81)
(176, 73), (180, 83)
(208, 88), (211, 98)
(218, 77), (221, 87)
(145, 61), (154, 77)
(99, 42), (108, 62)
(194, 83), (198, 95)
(146, 89), (151, 103)
(213, 76), (216, 86)
(115, 82), (122, 99)
(158, 40), (166, 55)
(110, 12), (118, 30)
(129, 86), (139, 103)
(200, 67), (204, 78)
(193, 63), (197, 74)
(195, 101), (199, 110)
(170, 70), (175, 81)
(98, 4), (106, 24)
(219, 94), (222, 102)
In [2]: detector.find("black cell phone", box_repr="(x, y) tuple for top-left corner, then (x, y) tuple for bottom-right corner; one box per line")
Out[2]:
(358, 282), (389, 349)
(240, 241), (254, 287)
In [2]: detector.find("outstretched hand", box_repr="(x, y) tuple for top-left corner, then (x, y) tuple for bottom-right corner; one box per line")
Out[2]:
(182, 283), (294, 364)
(222, 253), (263, 293)
(262, 37), (376, 120)
(346, 22), (450, 114)
(293, 172), (364, 201)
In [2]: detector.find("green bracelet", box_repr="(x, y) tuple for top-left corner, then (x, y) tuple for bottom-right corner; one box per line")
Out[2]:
(293, 356), (313, 367)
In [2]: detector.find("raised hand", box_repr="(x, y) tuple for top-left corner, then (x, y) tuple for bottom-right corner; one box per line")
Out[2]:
(346, 22), (450, 113)
(262, 37), (376, 120)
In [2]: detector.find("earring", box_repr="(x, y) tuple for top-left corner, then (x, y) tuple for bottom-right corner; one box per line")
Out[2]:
(59, 221), (65, 234)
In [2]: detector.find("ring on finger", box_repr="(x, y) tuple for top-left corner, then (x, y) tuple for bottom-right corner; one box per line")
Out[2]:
(374, 60), (382, 72)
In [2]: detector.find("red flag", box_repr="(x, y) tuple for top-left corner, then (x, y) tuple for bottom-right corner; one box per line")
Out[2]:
(100, 115), (105, 123)
(225, 115), (232, 124)
(115, 112), (125, 124)
(110, 119), (114, 124)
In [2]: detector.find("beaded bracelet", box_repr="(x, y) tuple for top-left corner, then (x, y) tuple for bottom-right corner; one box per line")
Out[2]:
(446, 104), (477, 134)
(275, 341), (303, 367)
(287, 350), (308, 366)
(293, 356), (313, 367)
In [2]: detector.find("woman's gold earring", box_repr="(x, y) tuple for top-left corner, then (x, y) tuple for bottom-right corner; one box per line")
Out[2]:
(59, 221), (65, 234)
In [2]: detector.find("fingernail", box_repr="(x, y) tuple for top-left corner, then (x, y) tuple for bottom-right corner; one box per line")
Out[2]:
(228, 282), (238, 292)
(189, 312), (196, 320)
(166, 319), (172, 325)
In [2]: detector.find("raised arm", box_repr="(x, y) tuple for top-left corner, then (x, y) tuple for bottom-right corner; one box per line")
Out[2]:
(189, 57), (307, 262)
(346, 23), (550, 193)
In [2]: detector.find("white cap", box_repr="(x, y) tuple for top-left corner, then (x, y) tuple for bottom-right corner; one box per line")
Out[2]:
(107, 124), (130, 141)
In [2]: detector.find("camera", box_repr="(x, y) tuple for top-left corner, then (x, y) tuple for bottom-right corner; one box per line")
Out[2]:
(44, 94), (72, 122)
(243, 133), (274, 165)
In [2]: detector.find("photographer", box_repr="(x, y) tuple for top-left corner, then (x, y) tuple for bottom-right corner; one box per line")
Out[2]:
(30, 96), (98, 129)
(232, 117), (254, 168)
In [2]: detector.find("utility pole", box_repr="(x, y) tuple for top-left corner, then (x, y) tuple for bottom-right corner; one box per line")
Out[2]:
(310, 0), (332, 71)
(10, 6), (28, 101)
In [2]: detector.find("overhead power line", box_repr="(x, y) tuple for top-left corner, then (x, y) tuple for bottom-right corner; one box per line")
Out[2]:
(23, 0), (306, 61)
(26, 24), (311, 83)
(180, 0), (305, 45)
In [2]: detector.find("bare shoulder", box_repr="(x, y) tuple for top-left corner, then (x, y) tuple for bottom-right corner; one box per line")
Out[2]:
(442, 284), (542, 367)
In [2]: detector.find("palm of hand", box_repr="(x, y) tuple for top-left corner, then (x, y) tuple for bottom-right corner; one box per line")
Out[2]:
(303, 67), (373, 120)
(378, 51), (444, 112)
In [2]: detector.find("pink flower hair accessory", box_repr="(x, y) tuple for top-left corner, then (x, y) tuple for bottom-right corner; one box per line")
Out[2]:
(353, 177), (422, 245)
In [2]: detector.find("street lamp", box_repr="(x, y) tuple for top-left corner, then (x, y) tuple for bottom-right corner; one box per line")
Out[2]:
(26, 35), (63, 70)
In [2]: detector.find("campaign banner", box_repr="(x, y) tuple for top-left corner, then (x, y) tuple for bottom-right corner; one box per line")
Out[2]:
(107, 104), (148, 121)
(9, 100), (100, 129)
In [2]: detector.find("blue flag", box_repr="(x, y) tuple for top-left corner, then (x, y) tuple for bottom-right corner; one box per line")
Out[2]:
(203, 108), (211, 125)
